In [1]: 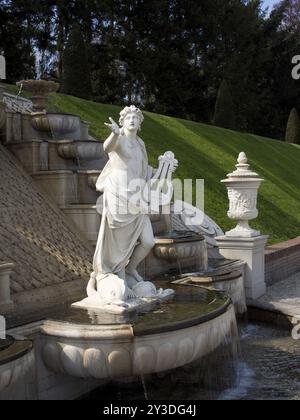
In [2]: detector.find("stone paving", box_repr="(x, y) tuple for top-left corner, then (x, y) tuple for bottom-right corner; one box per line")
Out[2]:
(250, 272), (300, 318)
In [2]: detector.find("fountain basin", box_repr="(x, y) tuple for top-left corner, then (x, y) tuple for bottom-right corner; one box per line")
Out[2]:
(17, 80), (59, 112)
(145, 231), (208, 279)
(31, 113), (81, 135)
(0, 336), (34, 393)
(173, 259), (247, 315)
(17, 80), (59, 96)
(41, 283), (236, 380)
(85, 170), (101, 190)
(154, 231), (207, 262)
(58, 141), (104, 161)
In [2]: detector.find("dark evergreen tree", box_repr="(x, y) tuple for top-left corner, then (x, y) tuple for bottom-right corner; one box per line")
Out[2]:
(61, 23), (92, 99)
(262, 1), (300, 139)
(1, 0), (300, 139)
(0, 0), (36, 82)
(285, 108), (300, 143)
(213, 80), (236, 130)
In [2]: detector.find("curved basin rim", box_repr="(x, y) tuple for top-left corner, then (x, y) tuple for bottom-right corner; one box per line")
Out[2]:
(155, 233), (205, 244)
(31, 112), (81, 118)
(0, 335), (14, 351)
(0, 339), (33, 367)
(41, 285), (232, 339)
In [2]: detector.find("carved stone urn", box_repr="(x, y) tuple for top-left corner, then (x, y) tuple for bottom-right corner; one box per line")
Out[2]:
(16, 80), (59, 111)
(221, 152), (264, 238)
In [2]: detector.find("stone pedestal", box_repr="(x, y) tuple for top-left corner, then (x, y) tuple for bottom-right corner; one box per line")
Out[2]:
(216, 235), (268, 300)
(0, 262), (14, 313)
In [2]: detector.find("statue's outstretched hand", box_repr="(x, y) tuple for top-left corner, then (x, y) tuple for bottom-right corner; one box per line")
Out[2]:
(104, 117), (120, 136)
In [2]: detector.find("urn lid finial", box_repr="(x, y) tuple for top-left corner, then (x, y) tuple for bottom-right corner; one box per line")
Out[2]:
(238, 152), (247, 165)
(222, 151), (264, 182)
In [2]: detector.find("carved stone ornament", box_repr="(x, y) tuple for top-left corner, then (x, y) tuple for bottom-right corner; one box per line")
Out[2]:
(221, 152), (264, 238)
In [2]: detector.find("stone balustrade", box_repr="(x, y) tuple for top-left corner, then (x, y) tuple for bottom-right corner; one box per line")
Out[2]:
(3, 92), (33, 113)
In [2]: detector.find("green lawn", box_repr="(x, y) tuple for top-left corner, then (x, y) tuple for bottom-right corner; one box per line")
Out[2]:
(0, 82), (31, 99)
(2, 84), (300, 244)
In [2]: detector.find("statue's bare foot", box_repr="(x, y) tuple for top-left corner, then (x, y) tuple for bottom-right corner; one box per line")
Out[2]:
(126, 269), (144, 283)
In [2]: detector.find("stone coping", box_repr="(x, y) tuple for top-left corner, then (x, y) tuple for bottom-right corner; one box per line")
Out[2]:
(0, 338), (33, 367)
(265, 237), (300, 258)
(77, 170), (102, 174)
(42, 282), (231, 338)
(265, 237), (300, 285)
(155, 231), (205, 244)
(172, 258), (245, 283)
(32, 170), (75, 175)
(33, 112), (80, 118)
(48, 138), (100, 144)
(60, 204), (98, 210)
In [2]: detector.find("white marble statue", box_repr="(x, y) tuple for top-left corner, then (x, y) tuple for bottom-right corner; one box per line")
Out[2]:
(73, 106), (176, 313)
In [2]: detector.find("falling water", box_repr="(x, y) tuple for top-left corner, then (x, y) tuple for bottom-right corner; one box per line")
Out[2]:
(140, 374), (149, 400)
(48, 114), (58, 140)
(72, 172), (79, 204)
(74, 145), (81, 170)
(84, 319), (300, 401)
(176, 254), (183, 277)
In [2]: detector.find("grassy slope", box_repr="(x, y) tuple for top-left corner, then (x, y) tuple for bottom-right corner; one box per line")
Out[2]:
(49, 94), (300, 245)
(1, 83), (31, 98)
(3, 84), (300, 244)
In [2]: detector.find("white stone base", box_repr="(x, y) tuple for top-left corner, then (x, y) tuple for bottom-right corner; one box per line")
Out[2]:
(216, 235), (268, 300)
(225, 227), (261, 238)
(41, 305), (236, 380)
(72, 289), (175, 315)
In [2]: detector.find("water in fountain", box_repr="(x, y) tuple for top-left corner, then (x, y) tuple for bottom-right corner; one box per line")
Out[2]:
(84, 309), (241, 400)
(84, 318), (300, 401)
(176, 254), (183, 277)
(72, 172), (79, 204)
(0, 336), (14, 352)
(140, 374), (149, 400)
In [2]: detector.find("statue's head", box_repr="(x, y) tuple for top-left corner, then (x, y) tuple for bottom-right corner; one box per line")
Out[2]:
(119, 105), (144, 132)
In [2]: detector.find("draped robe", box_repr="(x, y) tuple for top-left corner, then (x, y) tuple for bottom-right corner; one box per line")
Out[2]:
(93, 136), (153, 280)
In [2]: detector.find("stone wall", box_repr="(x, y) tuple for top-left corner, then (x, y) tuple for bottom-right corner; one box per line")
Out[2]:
(265, 237), (300, 286)
(0, 144), (92, 312)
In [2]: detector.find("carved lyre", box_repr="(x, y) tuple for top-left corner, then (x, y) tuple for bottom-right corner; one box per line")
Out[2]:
(146, 151), (178, 215)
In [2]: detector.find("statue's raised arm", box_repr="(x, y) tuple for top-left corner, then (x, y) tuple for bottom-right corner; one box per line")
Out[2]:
(103, 118), (120, 153)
